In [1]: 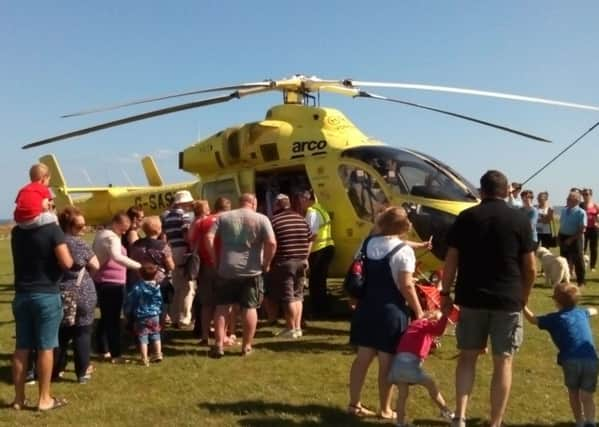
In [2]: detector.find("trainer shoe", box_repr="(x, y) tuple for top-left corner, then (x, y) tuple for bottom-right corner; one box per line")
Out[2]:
(440, 408), (455, 420)
(293, 328), (303, 338)
(451, 417), (466, 427)
(276, 328), (298, 338)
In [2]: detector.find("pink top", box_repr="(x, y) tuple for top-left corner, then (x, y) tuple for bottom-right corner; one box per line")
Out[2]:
(585, 203), (599, 229)
(396, 315), (449, 359)
(95, 246), (128, 285)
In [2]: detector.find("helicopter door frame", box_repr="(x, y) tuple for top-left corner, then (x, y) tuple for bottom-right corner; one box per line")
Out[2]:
(201, 173), (241, 208)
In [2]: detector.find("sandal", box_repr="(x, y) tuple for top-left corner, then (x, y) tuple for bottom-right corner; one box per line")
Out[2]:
(9, 400), (30, 410)
(38, 396), (68, 411)
(379, 410), (397, 420)
(347, 403), (376, 417)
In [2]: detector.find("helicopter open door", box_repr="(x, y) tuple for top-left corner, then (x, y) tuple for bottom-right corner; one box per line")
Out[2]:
(255, 166), (312, 217)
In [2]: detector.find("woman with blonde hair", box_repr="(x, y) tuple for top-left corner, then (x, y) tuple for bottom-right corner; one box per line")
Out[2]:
(348, 206), (424, 420)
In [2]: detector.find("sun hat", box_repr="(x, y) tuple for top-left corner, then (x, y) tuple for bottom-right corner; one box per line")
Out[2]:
(174, 190), (193, 205)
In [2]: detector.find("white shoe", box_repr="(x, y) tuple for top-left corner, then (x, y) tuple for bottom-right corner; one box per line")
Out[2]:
(450, 417), (466, 427)
(276, 328), (298, 338)
(294, 329), (303, 337)
(440, 408), (455, 420)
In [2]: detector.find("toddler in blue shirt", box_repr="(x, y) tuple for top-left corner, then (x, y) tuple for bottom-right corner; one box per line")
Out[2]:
(524, 283), (598, 427)
(125, 263), (163, 366)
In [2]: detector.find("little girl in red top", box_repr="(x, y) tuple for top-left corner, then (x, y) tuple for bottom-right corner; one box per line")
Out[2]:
(388, 310), (454, 427)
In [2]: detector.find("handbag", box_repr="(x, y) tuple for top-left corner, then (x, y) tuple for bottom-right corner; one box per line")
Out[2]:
(183, 247), (201, 281)
(61, 267), (85, 326)
(343, 237), (373, 299)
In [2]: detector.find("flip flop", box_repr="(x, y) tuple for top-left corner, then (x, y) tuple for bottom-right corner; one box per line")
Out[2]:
(379, 410), (397, 420)
(347, 403), (376, 417)
(38, 397), (67, 412)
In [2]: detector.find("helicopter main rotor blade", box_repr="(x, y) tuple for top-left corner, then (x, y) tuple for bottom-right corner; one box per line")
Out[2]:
(356, 91), (551, 143)
(61, 81), (275, 118)
(23, 87), (271, 150)
(344, 80), (599, 112)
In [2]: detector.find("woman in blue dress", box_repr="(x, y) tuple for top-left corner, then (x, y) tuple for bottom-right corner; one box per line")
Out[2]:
(348, 207), (425, 419)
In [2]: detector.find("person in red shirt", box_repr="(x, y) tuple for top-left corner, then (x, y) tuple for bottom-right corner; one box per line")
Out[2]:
(189, 197), (231, 346)
(14, 163), (57, 228)
(388, 310), (454, 427)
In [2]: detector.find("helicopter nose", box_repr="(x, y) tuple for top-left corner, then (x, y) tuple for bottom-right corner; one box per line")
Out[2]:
(402, 203), (457, 261)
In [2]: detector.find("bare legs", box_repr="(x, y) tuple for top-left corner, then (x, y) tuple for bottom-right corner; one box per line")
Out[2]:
(13, 349), (56, 410)
(349, 346), (395, 416)
(455, 350), (479, 420)
(241, 307), (257, 352)
(454, 350), (513, 427)
(349, 346), (377, 407)
(489, 355), (513, 427)
(570, 388), (596, 426)
(213, 304), (231, 351)
(12, 349), (28, 407)
(569, 389), (584, 426)
(377, 352), (395, 418)
(395, 377), (450, 424)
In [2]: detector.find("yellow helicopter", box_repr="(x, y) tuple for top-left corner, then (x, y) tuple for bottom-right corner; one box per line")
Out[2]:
(23, 75), (599, 276)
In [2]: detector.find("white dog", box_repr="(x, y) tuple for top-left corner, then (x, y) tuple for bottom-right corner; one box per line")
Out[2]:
(536, 246), (570, 287)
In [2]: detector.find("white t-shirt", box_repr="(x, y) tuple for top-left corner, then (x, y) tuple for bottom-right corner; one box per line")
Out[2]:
(356, 235), (416, 281)
(305, 210), (321, 235)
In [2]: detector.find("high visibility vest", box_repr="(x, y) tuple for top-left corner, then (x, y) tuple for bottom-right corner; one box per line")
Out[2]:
(308, 203), (335, 252)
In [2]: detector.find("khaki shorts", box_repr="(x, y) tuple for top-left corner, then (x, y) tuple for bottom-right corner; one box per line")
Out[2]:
(197, 265), (218, 306)
(265, 259), (308, 303)
(214, 275), (263, 309)
(456, 307), (523, 356)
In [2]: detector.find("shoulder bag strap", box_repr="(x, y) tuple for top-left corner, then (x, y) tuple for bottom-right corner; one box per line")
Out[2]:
(74, 267), (85, 288)
(384, 242), (407, 260)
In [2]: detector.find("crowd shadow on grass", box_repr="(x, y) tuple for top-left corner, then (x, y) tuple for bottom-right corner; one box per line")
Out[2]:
(199, 400), (381, 427)
(255, 339), (351, 354)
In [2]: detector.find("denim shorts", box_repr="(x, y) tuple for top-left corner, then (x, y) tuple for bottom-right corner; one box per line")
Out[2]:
(388, 352), (431, 385)
(135, 315), (161, 345)
(562, 358), (599, 392)
(456, 307), (523, 356)
(12, 292), (62, 350)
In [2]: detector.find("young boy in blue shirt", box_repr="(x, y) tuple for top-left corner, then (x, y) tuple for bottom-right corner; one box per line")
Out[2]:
(524, 282), (598, 427)
(125, 262), (163, 366)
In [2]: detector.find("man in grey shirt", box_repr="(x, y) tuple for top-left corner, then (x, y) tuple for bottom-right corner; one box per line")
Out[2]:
(206, 193), (276, 357)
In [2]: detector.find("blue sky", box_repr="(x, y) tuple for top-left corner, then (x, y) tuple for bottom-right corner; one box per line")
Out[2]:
(2, 1), (599, 218)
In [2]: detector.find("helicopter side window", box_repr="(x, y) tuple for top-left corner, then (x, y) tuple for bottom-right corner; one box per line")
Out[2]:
(342, 146), (478, 202)
(202, 178), (239, 207)
(338, 164), (389, 223)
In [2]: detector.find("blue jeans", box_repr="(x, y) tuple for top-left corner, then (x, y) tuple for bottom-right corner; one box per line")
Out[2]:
(12, 292), (62, 350)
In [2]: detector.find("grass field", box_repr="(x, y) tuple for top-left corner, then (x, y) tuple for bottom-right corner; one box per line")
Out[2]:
(0, 238), (598, 426)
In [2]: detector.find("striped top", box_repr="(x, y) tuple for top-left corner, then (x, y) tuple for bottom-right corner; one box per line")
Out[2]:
(271, 209), (311, 263)
(161, 207), (193, 249)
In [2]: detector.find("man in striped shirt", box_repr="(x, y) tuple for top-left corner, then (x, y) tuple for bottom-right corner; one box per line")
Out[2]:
(265, 194), (312, 339)
(161, 190), (195, 327)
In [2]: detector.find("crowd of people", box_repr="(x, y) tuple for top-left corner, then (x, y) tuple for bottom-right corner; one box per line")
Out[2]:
(8, 163), (598, 427)
(9, 163), (337, 411)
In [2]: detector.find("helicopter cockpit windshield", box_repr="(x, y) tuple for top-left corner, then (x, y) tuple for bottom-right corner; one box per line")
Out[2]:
(341, 146), (479, 202)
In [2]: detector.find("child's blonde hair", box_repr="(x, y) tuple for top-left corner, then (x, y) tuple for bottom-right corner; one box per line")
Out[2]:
(552, 282), (579, 309)
(29, 163), (49, 182)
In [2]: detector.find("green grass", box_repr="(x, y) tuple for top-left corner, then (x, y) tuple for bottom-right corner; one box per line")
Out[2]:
(0, 237), (598, 426)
